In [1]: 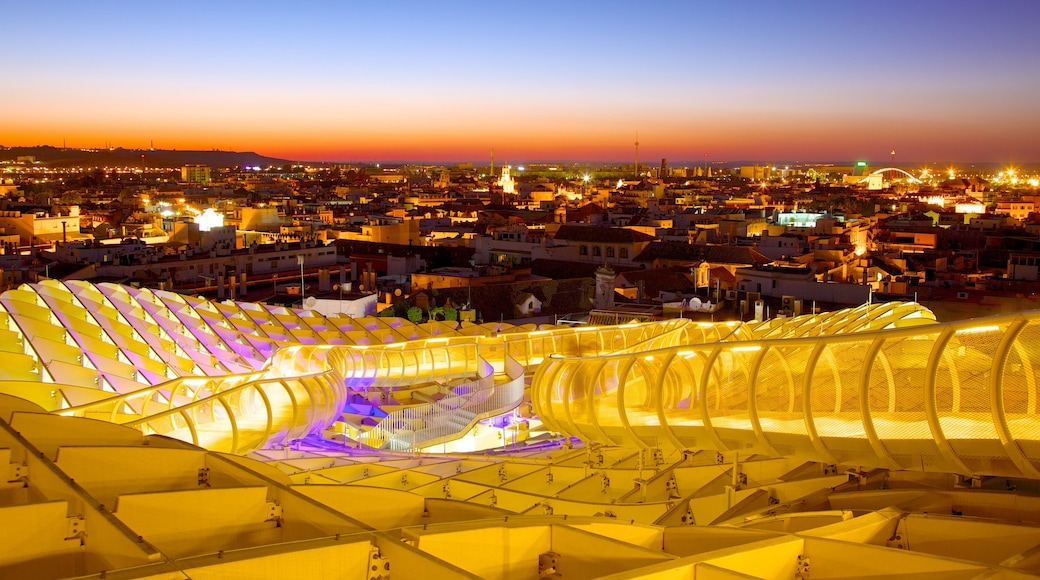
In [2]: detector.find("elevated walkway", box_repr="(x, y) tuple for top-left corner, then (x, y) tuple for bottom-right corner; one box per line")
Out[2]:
(533, 308), (1040, 478)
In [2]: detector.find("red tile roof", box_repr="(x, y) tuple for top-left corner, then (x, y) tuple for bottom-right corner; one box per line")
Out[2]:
(552, 225), (655, 244)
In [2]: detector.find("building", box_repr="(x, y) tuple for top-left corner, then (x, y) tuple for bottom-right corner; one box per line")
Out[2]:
(1009, 252), (1040, 281)
(329, 217), (421, 246)
(181, 164), (212, 184)
(497, 165), (516, 195)
(549, 224), (655, 265)
(411, 265), (524, 290)
(473, 225), (544, 268)
(996, 200), (1034, 221)
(84, 239), (338, 296)
(736, 261), (871, 304)
(0, 206), (89, 247)
(632, 241), (771, 284)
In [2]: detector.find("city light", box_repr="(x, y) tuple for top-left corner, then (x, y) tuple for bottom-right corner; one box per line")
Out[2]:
(1, 3), (1039, 574)
(194, 208), (224, 231)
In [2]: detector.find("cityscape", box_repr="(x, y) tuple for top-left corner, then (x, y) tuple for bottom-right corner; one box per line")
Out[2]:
(3, 1), (1040, 579)
(1, 147), (1039, 325)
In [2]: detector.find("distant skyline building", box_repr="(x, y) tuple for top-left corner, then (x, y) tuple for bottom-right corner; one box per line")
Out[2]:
(497, 164), (515, 195)
(181, 164), (211, 184)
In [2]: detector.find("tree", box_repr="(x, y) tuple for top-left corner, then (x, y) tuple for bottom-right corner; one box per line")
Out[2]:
(443, 306), (458, 321)
(428, 246), (455, 270)
(60, 190), (83, 205)
(406, 307), (423, 323)
(541, 280), (558, 307)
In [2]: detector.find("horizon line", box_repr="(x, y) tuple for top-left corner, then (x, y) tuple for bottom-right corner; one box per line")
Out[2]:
(2, 143), (1036, 168)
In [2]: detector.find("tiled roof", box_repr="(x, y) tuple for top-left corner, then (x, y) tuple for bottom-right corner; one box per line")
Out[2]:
(616, 268), (697, 299)
(709, 266), (735, 282)
(530, 259), (640, 280)
(552, 225), (655, 244)
(633, 241), (770, 265)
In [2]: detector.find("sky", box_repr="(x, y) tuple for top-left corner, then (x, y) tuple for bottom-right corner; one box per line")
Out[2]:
(4, 0), (1040, 164)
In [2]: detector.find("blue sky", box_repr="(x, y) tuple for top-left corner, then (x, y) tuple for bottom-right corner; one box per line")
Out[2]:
(5, 0), (1040, 162)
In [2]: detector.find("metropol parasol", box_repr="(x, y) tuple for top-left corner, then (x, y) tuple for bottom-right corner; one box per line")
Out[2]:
(2, 279), (1040, 578)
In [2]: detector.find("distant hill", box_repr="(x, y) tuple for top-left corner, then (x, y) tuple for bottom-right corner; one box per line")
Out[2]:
(0, 146), (294, 169)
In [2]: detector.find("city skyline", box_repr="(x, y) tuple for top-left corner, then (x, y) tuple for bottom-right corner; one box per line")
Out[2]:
(5, 1), (1040, 164)
(5, 144), (1040, 172)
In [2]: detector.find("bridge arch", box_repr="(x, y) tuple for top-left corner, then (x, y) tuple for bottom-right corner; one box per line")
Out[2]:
(861, 167), (921, 183)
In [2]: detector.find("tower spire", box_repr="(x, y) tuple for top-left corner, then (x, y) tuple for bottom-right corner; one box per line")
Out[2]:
(634, 131), (640, 179)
